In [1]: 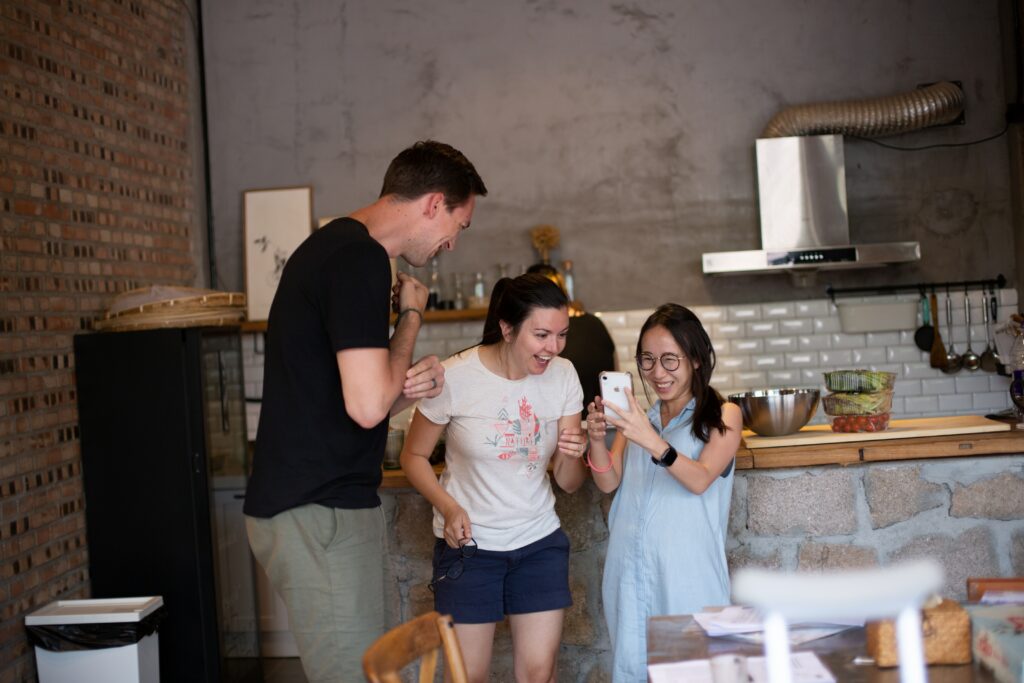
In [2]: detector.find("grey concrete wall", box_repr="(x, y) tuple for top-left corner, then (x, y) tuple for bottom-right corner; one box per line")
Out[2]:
(202, 0), (1012, 312)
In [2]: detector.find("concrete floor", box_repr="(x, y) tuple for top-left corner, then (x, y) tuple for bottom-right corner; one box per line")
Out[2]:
(262, 658), (307, 683)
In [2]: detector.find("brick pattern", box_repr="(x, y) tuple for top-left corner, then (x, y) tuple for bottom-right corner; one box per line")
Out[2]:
(0, 1), (196, 679)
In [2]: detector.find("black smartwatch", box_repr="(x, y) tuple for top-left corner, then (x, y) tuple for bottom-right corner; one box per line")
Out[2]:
(651, 445), (678, 468)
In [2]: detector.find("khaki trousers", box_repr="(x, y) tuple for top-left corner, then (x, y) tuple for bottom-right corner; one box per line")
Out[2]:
(246, 504), (386, 683)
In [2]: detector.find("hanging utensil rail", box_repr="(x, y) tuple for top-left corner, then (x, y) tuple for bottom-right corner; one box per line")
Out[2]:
(825, 274), (1006, 305)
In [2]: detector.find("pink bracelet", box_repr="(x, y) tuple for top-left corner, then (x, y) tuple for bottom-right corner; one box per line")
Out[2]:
(584, 451), (613, 473)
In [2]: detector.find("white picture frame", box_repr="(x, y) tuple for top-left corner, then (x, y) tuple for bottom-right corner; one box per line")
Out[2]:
(243, 186), (313, 321)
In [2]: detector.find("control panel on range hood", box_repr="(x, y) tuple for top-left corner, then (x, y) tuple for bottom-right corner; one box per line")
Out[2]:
(701, 134), (921, 276)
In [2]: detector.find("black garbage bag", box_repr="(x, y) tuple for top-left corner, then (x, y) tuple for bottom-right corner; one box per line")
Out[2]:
(26, 606), (166, 652)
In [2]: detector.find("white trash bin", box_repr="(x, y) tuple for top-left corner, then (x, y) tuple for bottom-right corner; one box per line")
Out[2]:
(25, 596), (163, 683)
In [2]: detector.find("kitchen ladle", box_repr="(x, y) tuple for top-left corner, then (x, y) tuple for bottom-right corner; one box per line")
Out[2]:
(913, 292), (934, 352)
(980, 285), (1001, 373)
(928, 291), (947, 369)
(942, 290), (962, 374)
(961, 290), (980, 371)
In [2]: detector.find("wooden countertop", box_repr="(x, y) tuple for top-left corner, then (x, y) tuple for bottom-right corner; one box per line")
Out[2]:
(379, 416), (1024, 489)
(736, 415), (1023, 470)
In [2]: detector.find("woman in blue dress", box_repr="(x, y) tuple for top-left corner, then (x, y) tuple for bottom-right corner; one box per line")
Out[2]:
(585, 303), (743, 682)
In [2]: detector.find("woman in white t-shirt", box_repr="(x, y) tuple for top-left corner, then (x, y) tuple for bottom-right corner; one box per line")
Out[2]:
(400, 273), (589, 683)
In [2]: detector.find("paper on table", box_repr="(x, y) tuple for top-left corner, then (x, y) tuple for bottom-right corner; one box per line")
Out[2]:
(694, 606), (862, 637)
(980, 591), (1024, 605)
(648, 651), (836, 683)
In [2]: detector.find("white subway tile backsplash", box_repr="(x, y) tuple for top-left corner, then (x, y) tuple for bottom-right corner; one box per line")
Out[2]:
(796, 300), (830, 317)
(989, 375), (1011, 391)
(692, 306), (725, 323)
(819, 350), (853, 367)
(780, 318), (812, 334)
(830, 333), (867, 349)
(798, 335), (831, 351)
(752, 354), (784, 368)
(813, 317), (841, 333)
(922, 377), (956, 394)
(902, 362), (939, 379)
(766, 337), (796, 351)
(904, 395), (939, 414)
(595, 311), (628, 328)
(785, 353), (817, 367)
(626, 309), (655, 326)
(854, 348), (887, 364)
(954, 374), (993, 393)
(745, 321), (779, 337)
(938, 394), (973, 412)
(800, 369), (822, 385)
(999, 288), (1018, 307)
(728, 305), (761, 321)
(718, 356), (750, 372)
(884, 347), (923, 363)
(768, 370), (798, 386)
(894, 379), (922, 396)
(611, 329), (638, 345)
(974, 391), (1011, 409)
(865, 332), (901, 347)
(730, 339), (764, 354)
(761, 303), (795, 319)
(736, 371), (767, 388)
(713, 323), (743, 338)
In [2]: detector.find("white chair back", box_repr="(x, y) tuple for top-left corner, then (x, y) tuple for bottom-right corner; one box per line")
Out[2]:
(732, 559), (944, 683)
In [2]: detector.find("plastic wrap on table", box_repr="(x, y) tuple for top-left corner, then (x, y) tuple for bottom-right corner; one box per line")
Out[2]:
(822, 390), (894, 416)
(822, 370), (896, 393)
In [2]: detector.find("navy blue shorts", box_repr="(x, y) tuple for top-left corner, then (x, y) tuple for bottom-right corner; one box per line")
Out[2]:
(431, 528), (572, 624)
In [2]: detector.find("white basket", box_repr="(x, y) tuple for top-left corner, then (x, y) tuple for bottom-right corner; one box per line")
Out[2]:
(837, 301), (917, 333)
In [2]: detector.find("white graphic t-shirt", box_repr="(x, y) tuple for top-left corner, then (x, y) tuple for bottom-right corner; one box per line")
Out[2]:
(417, 346), (583, 551)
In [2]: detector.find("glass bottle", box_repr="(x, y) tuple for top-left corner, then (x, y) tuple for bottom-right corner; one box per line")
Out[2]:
(561, 259), (575, 302)
(469, 272), (487, 309)
(426, 258), (441, 311)
(451, 273), (465, 311)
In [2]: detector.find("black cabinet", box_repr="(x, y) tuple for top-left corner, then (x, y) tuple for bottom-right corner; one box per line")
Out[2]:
(74, 327), (261, 682)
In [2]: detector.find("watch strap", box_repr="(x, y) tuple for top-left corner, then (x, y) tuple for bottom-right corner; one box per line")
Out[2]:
(651, 445), (678, 467)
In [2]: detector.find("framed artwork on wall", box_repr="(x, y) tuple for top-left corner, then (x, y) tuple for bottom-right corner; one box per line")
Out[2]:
(243, 186), (313, 321)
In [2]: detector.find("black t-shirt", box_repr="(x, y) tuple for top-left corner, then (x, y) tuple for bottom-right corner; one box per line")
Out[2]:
(563, 312), (617, 408)
(244, 218), (391, 517)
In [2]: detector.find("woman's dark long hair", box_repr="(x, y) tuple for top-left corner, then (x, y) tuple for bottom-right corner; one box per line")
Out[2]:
(636, 303), (725, 443)
(479, 273), (569, 345)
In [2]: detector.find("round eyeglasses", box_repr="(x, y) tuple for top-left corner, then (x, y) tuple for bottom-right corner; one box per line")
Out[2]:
(428, 538), (477, 593)
(636, 353), (682, 372)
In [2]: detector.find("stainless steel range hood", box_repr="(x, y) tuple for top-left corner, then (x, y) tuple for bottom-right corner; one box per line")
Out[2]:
(702, 134), (920, 276)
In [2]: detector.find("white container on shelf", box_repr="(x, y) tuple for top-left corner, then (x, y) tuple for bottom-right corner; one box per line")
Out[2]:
(26, 596), (163, 683)
(836, 301), (917, 333)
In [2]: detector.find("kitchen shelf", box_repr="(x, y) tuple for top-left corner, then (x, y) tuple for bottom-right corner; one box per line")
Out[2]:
(240, 307), (488, 333)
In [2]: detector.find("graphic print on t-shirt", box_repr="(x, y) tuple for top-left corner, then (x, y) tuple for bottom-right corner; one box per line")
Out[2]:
(484, 395), (543, 477)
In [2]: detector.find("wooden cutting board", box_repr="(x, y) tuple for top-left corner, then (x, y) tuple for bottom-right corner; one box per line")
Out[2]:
(743, 415), (1011, 449)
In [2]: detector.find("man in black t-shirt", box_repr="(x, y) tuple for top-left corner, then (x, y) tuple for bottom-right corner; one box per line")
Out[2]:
(244, 141), (487, 683)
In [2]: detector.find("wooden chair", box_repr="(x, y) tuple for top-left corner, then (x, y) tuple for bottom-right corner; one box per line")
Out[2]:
(966, 576), (1024, 601)
(733, 559), (944, 683)
(363, 611), (468, 683)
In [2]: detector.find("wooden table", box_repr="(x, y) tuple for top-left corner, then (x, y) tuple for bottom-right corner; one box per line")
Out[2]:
(647, 614), (997, 683)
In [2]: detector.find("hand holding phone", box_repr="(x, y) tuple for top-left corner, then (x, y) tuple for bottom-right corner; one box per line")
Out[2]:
(599, 371), (633, 415)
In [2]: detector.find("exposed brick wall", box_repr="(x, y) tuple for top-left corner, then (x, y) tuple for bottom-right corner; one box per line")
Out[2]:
(0, 1), (198, 680)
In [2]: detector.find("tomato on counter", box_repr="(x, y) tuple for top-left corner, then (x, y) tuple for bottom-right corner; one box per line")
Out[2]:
(829, 413), (890, 433)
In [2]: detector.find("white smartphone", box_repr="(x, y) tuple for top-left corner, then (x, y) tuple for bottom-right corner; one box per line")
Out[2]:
(599, 371), (633, 415)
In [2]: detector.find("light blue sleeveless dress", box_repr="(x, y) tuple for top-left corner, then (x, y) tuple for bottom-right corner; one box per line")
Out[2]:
(602, 398), (734, 683)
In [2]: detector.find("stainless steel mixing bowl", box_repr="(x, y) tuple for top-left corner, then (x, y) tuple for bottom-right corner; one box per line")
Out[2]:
(728, 388), (821, 437)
